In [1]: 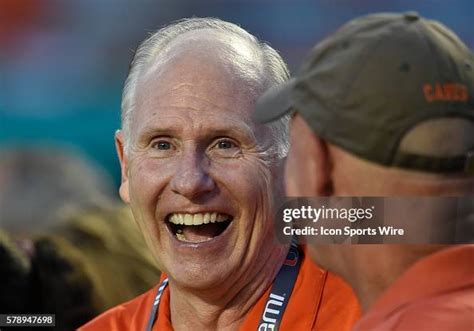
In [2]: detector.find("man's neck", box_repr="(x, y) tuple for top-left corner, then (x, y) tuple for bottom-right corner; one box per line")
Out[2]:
(168, 244), (288, 331)
(345, 245), (440, 311)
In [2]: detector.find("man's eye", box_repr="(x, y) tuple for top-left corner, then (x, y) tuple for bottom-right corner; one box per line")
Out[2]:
(209, 138), (241, 159)
(153, 141), (171, 150)
(217, 140), (236, 149)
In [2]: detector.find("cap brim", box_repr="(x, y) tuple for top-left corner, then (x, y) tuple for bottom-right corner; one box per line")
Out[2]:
(253, 78), (297, 123)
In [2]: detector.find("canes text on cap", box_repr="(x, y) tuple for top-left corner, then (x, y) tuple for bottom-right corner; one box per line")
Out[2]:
(423, 82), (468, 103)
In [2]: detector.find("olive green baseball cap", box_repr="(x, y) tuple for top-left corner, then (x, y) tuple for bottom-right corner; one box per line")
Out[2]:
(255, 12), (474, 173)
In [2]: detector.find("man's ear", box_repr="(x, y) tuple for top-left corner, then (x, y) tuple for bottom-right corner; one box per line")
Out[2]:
(115, 130), (130, 203)
(284, 115), (333, 197)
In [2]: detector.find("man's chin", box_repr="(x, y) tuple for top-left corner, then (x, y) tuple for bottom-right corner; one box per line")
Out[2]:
(158, 237), (237, 286)
(166, 259), (233, 291)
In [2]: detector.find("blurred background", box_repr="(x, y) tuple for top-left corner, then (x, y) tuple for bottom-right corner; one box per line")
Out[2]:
(1, 0), (473, 191)
(0, 1), (473, 328)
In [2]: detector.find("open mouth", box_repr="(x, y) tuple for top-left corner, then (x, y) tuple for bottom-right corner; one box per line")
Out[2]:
(166, 212), (233, 243)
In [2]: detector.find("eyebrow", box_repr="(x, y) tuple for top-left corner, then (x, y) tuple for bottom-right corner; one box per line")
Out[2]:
(201, 122), (257, 141)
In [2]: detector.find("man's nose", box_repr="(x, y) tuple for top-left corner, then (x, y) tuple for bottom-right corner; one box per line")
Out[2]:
(170, 151), (215, 200)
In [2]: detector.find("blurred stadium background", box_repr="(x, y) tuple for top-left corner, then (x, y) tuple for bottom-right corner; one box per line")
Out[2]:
(1, 0), (473, 190)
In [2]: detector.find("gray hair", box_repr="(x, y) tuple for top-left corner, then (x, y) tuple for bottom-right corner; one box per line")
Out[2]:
(121, 17), (290, 159)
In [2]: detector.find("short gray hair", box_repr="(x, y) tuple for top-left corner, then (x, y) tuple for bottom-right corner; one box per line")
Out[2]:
(121, 17), (290, 158)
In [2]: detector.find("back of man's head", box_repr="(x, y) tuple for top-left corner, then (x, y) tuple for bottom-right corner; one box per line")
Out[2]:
(255, 12), (474, 196)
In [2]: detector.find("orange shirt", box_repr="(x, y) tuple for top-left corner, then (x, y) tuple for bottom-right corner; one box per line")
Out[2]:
(353, 245), (474, 331)
(80, 246), (360, 330)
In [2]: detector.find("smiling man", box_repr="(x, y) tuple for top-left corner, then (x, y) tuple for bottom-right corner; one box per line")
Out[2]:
(79, 18), (360, 331)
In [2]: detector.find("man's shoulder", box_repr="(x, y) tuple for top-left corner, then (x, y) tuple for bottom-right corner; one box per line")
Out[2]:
(355, 283), (474, 331)
(393, 288), (474, 331)
(79, 285), (158, 330)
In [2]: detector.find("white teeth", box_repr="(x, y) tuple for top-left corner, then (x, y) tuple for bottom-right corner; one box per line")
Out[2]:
(203, 213), (210, 224)
(168, 212), (230, 225)
(184, 214), (193, 225)
(169, 214), (182, 224)
(210, 212), (217, 223)
(193, 213), (203, 225)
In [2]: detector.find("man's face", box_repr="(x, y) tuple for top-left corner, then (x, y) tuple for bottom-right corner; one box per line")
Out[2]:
(117, 35), (285, 288)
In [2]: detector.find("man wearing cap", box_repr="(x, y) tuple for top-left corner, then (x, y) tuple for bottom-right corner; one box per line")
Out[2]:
(255, 12), (474, 331)
(80, 17), (360, 331)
